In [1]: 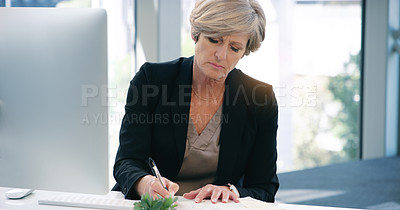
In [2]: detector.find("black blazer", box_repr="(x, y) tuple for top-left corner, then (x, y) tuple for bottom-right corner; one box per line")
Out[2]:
(113, 56), (279, 202)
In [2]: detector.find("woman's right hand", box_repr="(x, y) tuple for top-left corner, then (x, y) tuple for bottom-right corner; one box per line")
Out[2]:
(135, 175), (179, 198)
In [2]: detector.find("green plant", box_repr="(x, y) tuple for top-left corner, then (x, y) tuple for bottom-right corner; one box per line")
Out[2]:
(134, 193), (178, 210)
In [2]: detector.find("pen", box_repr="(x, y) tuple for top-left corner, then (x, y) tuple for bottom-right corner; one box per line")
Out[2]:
(147, 157), (168, 190)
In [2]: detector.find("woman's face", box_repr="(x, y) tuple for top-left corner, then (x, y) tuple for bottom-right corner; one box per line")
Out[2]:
(193, 33), (248, 82)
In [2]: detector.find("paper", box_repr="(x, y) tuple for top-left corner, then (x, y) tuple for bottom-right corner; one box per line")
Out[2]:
(177, 197), (248, 210)
(240, 197), (286, 210)
(176, 196), (286, 210)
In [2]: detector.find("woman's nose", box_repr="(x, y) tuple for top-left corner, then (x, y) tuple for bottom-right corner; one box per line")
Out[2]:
(215, 45), (227, 61)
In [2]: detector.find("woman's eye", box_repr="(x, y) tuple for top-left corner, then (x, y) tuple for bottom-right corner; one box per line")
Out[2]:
(231, 46), (239, 53)
(208, 37), (218, 43)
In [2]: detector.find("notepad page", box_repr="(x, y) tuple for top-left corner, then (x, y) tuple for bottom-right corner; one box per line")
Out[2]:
(177, 197), (248, 210)
(176, 196), (285, 210)
(239, 197), (286, 210)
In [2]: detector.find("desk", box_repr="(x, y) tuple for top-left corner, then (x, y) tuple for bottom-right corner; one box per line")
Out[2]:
(0, 187), (365, 210)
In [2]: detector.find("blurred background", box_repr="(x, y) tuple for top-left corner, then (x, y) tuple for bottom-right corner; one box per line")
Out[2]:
(1, 0), (398, 208)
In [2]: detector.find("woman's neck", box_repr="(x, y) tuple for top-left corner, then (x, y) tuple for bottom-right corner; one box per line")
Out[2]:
(192, 62), (226, 101)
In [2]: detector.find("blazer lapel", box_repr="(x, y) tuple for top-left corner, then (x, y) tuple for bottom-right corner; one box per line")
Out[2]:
(170, 57), (193, 166)
(216, 69), (247, 184)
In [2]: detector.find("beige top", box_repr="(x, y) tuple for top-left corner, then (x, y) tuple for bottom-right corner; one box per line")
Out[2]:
(175, 105), (223, 195)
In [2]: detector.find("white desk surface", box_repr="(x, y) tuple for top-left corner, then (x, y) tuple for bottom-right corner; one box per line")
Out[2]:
(0, 187), (365, 210)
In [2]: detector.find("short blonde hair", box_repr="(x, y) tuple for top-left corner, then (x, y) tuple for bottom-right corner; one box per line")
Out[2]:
(190, 0), (266, 56)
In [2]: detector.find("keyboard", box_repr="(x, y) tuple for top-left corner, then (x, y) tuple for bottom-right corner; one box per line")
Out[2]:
(38, 193), (135, 210)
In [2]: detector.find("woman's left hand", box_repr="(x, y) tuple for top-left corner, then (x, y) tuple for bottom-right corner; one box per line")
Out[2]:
(183, 184), (239, 204)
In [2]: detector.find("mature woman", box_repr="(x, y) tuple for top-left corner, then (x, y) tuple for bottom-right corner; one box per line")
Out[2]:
(113, 0), (279, 203)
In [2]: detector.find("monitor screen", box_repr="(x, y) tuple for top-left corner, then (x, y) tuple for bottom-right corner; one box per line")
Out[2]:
(0, 8), (109, 194)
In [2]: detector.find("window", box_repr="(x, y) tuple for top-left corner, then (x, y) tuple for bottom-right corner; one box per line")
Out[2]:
(182, 0), (362, 172)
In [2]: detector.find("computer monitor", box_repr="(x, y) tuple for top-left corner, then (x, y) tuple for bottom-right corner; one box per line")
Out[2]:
(0, 8), (109, 194)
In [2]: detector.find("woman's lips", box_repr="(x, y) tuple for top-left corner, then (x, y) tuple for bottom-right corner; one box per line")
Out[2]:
(209, 62), (224, 69)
